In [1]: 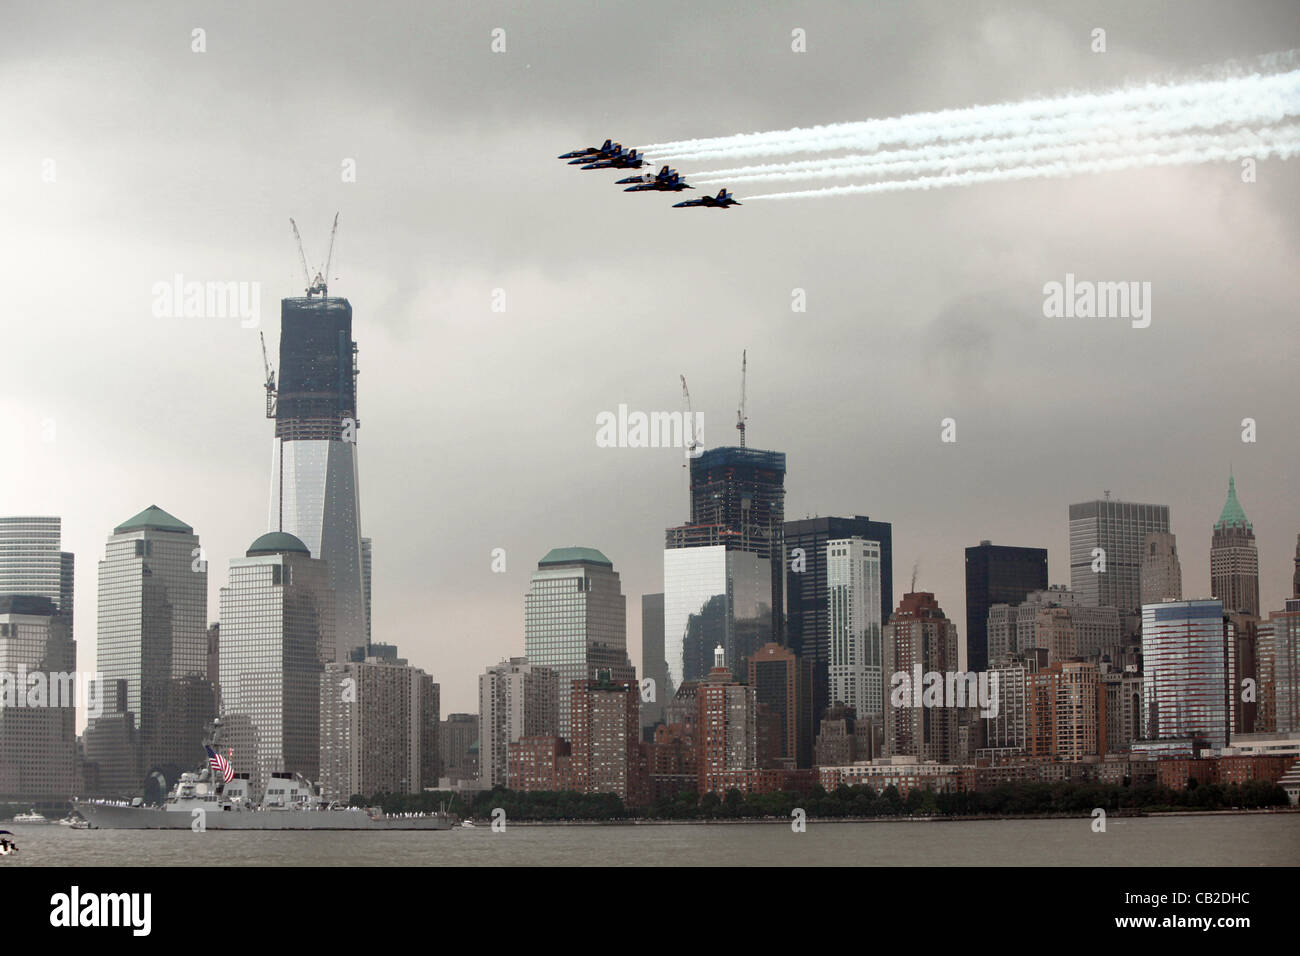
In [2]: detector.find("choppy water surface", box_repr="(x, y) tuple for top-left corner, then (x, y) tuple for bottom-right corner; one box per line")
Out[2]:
(2, 813), (1297, 866)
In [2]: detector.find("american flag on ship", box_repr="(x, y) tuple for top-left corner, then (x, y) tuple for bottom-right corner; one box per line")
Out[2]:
(205, 745), (234, 783)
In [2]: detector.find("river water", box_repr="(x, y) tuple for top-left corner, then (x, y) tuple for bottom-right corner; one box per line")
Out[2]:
(2, 813), (1297, 866)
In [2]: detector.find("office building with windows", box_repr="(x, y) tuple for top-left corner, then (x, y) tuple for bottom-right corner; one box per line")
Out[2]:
(1211, 475), (1260, 618)
(965, 541), (1048, 673)
(827, 536), (884, 717)
(523, 548), (633, 740)
(1070, 498), (1171, 635)
(1140, 599), (1230, 751)
(218, 531), (335, 799)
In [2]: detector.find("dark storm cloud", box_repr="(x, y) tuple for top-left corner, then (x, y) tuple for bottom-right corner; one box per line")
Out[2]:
(2, 0), (1297, 719)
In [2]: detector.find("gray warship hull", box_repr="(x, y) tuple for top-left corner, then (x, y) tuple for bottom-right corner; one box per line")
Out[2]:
(74, 801), (453, 831)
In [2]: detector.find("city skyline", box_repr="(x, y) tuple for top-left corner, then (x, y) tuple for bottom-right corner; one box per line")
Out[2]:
(4, 1), (1298, 726)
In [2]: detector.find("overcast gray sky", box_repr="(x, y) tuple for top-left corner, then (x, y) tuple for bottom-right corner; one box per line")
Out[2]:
(3, 0), (1298, 722)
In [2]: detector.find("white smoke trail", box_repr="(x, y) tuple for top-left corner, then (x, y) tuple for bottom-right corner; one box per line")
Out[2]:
(691, 126), (1298, 186)
(743, 132), (1300, 200)
(645, 70), (1300, 164)
(683, 94), (1300, 182)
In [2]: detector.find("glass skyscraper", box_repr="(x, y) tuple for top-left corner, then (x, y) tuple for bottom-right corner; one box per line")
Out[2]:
(1140, 599), (1229, 750)
(523, 547), (633, 740)
(784, 515), (893, 727)
(964, 541), (1049, 673)
(218, 531), (335, 799)
(664, 545), (771, 690)
(95, 506), (208, 730)
(663, 445), (784, 689)
(640, 593), (666, 733)
(267, 295), (367, 662)
(0, 515), (74, 633)
(0, 595), (76, 801)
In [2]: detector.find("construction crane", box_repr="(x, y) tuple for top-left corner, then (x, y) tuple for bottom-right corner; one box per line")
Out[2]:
(289, 213), (339, 298)
(680, 374), (702, 464)
(735, 349), (748, 447)
(260, 331), (277, 418)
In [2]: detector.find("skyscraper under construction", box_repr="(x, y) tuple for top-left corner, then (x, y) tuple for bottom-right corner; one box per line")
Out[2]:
(664, 446), (786, 688)
(266, 290), (367, 663)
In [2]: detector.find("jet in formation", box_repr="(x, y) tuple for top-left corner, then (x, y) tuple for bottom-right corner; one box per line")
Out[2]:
(558, 139), (619, 161)
(580, 147), (645, 170)
(673, 188), (742, 209)
(560, 140), (740, 207)
(618, 166), (693, 192)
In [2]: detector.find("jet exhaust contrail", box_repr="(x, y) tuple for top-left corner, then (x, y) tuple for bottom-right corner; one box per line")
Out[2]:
(647, 71), (1299, 161)
(691, 126), (1300, 186)
(742, 134), (1300, 201)
(640, 60), (1300, 202)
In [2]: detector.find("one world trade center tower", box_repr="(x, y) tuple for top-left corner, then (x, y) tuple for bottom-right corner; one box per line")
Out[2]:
(266, 290), (367, 662)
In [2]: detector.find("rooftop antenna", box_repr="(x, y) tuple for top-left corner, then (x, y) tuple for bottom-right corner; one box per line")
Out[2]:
(735, 349), (748, 447)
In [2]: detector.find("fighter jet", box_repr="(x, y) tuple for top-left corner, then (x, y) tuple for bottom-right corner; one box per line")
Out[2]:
(581, 148), (645, 170)
(620, 166), (693, 192)
(673, 188), (741, 208)
(567, 141), (624, 164)
(558, 139), (614, 160)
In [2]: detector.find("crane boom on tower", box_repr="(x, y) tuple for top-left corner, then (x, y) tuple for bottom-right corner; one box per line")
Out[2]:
(680, 374), (702, 464)
(322, 212), (339, 294)
(289, 214), (338, 298)
(260, 331), (277, 418)
(735, 349), (748, 447)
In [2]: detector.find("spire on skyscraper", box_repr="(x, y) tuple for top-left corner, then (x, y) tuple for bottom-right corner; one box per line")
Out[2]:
(1215, 473), (1252, 531)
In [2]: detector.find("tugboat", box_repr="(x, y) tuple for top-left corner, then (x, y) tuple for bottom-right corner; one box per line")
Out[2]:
(74, 734), (453, 831)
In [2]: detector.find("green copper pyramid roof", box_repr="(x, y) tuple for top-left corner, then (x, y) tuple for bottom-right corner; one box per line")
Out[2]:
(538, 547), (612, 568)
(1215, 475), (1252, 531)
(114, 504), (193, 535)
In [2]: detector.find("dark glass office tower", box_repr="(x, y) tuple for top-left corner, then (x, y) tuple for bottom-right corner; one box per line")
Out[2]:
(783, 515), (893, 727)
(964, 541), (1049, 673)
(267, 296), (366, 662)
(668, 447), (787, 620)
(664, 446), (786, 684)
(641, 593), (666, 735)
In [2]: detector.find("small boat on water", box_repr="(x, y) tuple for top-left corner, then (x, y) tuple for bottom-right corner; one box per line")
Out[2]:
(12, 810), (49, 824)
(460, 820), (476, 828)
(0, 830), (17, 855)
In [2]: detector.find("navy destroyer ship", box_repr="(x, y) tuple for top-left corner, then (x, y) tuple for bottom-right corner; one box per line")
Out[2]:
(75, 755), (452, 831)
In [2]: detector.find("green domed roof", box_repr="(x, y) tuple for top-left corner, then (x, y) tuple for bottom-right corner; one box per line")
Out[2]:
(247, 531), (311, 557)
(1215, 475), (1252, 531)
(538, 546), (612, 568)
